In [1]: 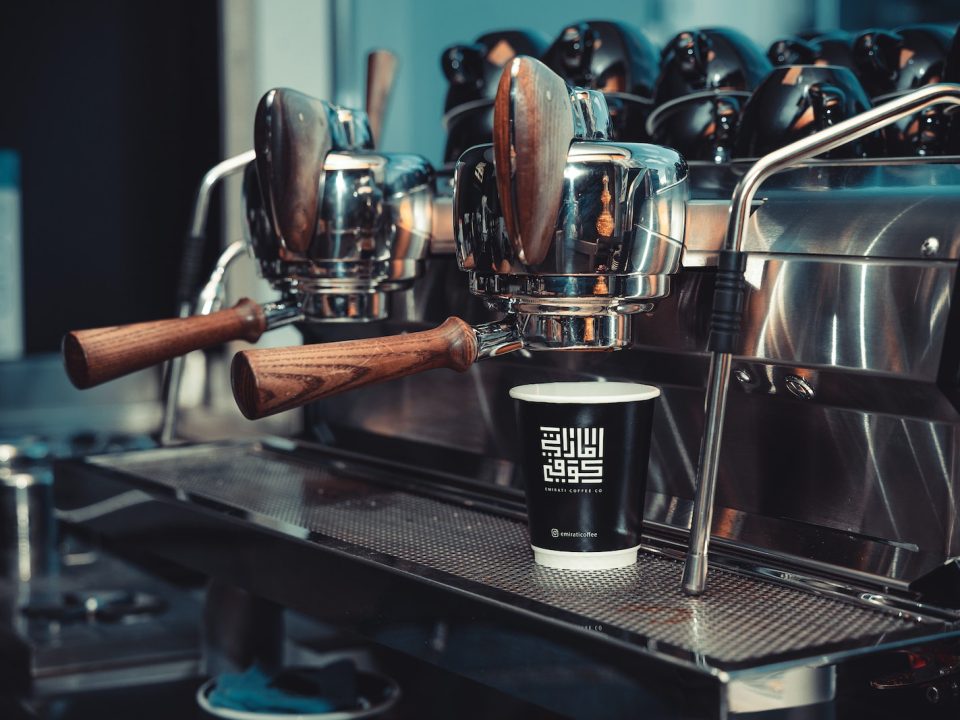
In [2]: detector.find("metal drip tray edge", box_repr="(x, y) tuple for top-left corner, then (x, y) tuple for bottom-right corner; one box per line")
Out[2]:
(54, 440), (960, 676)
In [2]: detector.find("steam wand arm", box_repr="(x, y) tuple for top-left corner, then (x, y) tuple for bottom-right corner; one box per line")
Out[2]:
(160, 151), (257, 445)
(682, 82), (960, 596)
(176, 150), (257, 311)
(159, 239), (247, 445)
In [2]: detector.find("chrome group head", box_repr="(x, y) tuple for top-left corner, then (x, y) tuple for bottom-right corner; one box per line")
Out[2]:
(246, 89), (435, 322)
(454, 87), (688, 350)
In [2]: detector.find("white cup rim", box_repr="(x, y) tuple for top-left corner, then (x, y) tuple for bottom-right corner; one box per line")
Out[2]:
(509, 381), (660, 404)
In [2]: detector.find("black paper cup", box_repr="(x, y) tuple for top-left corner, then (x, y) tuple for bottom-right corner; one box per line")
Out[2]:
(510, 381), (659, 570)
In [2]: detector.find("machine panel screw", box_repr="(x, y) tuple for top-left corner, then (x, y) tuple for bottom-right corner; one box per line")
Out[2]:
(734, 368), (752, 385)
(784, 375), (815, 400)
(921, 237), (940, 257)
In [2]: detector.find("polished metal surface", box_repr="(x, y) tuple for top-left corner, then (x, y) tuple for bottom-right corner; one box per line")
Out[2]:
(726, 665), (835, 714)
(250, 150), (434, 294)
(736, 257), (954, 379)
(428, 193), (455, 254)
(745, 190), (960, 260)
(683, 83), (960, 595)
(453, 138), (687, 350)
(509, 312), (634, 351)
(187, 150), (257, 239)
(470, 272), (668, 307)
(783, 374), (815, 400)
(84, 442), (942, 670)
(161, 241), (250, 445)
(245, 151), (431, 324)
(455, 141), (687, 280)
(474, 319), (523, 359)
(570, 88), (613, 140)
(683, 352), (731, 596)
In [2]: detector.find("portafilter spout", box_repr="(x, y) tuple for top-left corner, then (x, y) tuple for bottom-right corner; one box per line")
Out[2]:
(230, 58), (689, 420)
(681, 82), (960, 597)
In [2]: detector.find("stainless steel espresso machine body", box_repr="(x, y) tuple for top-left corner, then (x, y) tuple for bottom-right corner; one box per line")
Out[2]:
(312, 153), (960, 597)
(230, 65), (960, 607)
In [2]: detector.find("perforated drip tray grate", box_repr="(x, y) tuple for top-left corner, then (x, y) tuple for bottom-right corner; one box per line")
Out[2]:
(86, 441), (950, 671)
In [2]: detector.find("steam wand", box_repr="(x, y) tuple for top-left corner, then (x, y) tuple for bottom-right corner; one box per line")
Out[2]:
(682, 82), (960, 596)
(160, 150), (255, 445)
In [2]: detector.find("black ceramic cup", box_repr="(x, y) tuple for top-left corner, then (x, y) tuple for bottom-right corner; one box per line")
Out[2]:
(651, 28), (770, 162)
(647, 90), (748, 162)
(768, 31), (857, 72)
(442, 102), (494, 165)
(853, 25), (953, 98)
(440, 30), (548, 164)
(541, 20), (659, 141)
(733, 64), (880, 159)
(853, 25), (955, 156)
(655, 27), (772, 104)
(510, 381), (659, 570)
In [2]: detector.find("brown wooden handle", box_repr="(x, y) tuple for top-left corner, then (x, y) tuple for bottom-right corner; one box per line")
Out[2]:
(63, 298), (267, 389)
(365, 49), (398, 147)
(231, 317), (478, 420)
(493, 56), (574, 266)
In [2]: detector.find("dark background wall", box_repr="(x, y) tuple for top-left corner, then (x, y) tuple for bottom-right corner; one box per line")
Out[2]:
(0, 1), (221, 353)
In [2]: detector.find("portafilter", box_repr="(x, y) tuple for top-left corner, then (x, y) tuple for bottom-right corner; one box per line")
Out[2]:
(231, 57), (688, 420)
(62, 88), (435, 390)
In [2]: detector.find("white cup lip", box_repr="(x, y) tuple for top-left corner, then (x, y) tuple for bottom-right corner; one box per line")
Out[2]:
(509, 381), (660, 404)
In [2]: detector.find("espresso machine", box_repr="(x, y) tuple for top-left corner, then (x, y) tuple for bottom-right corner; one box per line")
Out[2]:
(54, 28), (960, 720)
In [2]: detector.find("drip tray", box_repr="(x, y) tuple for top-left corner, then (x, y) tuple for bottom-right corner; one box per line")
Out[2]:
(61, 440), (957, 674)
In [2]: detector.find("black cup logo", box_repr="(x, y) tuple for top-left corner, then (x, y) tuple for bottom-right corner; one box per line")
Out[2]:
(540, 426), (604, 486)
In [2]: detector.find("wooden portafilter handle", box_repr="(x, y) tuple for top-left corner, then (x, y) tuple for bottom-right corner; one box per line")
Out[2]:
(231, 317), (479, 420)
(63, 298), (267, 389)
